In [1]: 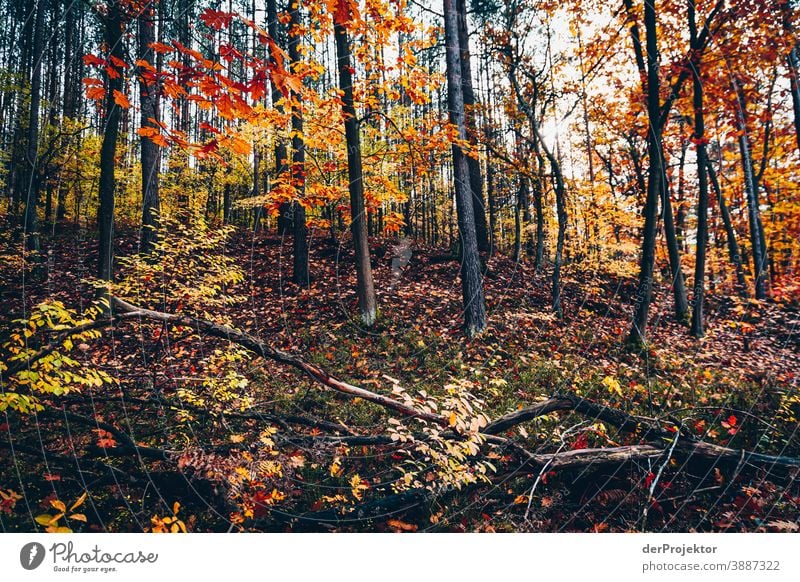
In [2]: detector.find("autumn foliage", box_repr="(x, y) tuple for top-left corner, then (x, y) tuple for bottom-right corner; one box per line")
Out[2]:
(0, 0), (799, 532)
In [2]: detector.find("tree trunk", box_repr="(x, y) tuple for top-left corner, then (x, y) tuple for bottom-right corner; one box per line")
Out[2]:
(455, 0), (489, 254)
(138, 4), (160, 255)
(629, 0), (663, 346)
(22, 0), (46, 252)
(333, 3), (377, 326)
(706, 160), (747, 297)
(289, 3), (309, 287)
(788, 48), (800, 154)
(781, 2), (800, 154)
(689, 0), (710, 338)
(662, 183), (689, 323)
(267, 0), (291, 235)
(732, 77), (767, 299)
(97, 1), (124, 282)
(513, 177), (523, 264)
(443, 0), (487, 337)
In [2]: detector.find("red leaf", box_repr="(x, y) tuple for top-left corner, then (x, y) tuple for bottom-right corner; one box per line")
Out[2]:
(83, 54), (106, 67)
(200, 8), (235, 31)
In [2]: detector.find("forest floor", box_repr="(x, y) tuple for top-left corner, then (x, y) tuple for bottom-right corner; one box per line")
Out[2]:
(1, 224), (799, 532)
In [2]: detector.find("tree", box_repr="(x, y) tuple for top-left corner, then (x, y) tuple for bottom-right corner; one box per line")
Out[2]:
(456, 0), (490, 254)
(689, 0), (710, 338)
(267, 0), (291, 235)
(444, 0), (487, 337)
(732, 76), (768, 299)
(96, 1), (126, 282)
(333, 0), (377, 326)
(624, 0), (723, 345)
(22, 0), (46, 252)
(288, 1), (309, 287)
(137, 2), (160, 255)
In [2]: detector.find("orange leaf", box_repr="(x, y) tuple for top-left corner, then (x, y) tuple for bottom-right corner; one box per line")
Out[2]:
(386, 519), (417, 532)
(109, 55), (128, 69)
(229, 136), (251, 156)
(149, 42), (174, 54)
(112, 90), (130, 109)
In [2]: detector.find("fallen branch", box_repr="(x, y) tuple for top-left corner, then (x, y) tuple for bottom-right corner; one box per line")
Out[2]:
(6, 297), (800, 477)
(110, 298), (447, 425)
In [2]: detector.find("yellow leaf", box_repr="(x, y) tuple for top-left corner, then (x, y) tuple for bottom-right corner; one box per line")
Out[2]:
(448, 412), (457, 427)
(51, 499), (67, 513)
(601, 376), (623, 397)
(35, 514), (54, 526)
(68, 513), (87, 522)
(330, 458), (342, 477)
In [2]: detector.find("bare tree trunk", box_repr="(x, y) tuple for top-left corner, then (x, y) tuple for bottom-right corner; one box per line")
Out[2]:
(333, 2), (377, 326)
(138, 3), (160, 255)
(689, 0), (709, 338)
(22, 0), (46, 252)
(628, 0), (663, 346)
(266, 0), (291, 235)
(97, 1), (124, 282)
(781, 1), (800, 154)
(732, 77), (767, 299)
(706, 160), (748, 297)
(443, 0), (487, 337)
(456, 0), (489, 254)
(662, 183), (689, 323)
(289, 2), (309, 287)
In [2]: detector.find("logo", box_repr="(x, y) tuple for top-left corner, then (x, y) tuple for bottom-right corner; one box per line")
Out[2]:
(20, 542), (46, 570)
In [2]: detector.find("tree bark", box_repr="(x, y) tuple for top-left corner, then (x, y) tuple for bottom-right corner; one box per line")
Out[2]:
(97, 1), (124, 282)
(266, 0), (291, 235)
(732, 77), (767, 299)
(443, 0), (487, 337)
(706, 160), (748, 297)
(288, 2), (309, 287)
(333, 3), (377, 326)
(138, 4), (160, 255)
(689, 0), (710, 338)
(628, 0), (664, 346)
(22, 0), (46, 252)
(662, 182), (689, 323)
(456, 0), (489, 253)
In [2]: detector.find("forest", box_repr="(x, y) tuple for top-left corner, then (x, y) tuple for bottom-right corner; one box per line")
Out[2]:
(0, 0), (799, 533)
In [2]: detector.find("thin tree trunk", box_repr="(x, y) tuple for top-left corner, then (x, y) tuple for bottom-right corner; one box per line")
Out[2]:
(662, 183), (689, 323)
(706, 160), (748, 297)
(267, 0), (291, 235)
(138, 4), (160, 254)
(628, 0), (663, 346)
(456, 0), (489, 254)
(513, 177), (524, 263)
(443, 0), (487, 337)
(689, 0), (710, 338)
(333, 2), (377, 326)
(289, 3), (309, 287)
(22, 0), (46, 252)
(97, 1), (124, 282)
(732, 77), (767, 299)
